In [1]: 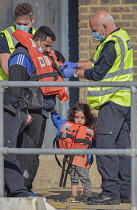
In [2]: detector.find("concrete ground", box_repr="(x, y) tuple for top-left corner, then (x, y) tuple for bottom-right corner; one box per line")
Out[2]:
(32, 155), (131, 210)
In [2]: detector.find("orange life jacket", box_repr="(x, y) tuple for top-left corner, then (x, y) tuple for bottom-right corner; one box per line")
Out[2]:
(12, 29), (69, 103)
(56, 122), (94, 187)
(58, 121), (93, 149)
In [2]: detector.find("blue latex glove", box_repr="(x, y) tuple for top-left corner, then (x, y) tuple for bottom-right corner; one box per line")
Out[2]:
(61, 67), (75, 78)
(60, 61), (78, 70)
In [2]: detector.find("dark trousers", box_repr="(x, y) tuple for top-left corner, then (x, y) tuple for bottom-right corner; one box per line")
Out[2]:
(4, 110), (30, 197)
(95, 101), (131, 199)
(17, 113), (47, 191)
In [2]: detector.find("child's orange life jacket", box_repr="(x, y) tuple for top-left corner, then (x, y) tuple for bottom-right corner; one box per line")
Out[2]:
(58, 121), (93, 149)
(12, 29), (69, 103)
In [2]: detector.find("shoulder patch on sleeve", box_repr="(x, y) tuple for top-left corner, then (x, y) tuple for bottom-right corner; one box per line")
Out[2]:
(126, 39), (132, 50)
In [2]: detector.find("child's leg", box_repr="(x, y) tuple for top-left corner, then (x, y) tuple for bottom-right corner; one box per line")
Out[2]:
(61, 165), (79, 203)
(70, 165), (79, 195)
(71, 184), (79, 195)
(76, 166), (91, 196)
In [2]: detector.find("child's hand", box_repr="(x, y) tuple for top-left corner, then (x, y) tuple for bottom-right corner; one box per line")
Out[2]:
(86, 155), (93, 164)
(51, 109), (56, 114)
(25, 114), (32, 125)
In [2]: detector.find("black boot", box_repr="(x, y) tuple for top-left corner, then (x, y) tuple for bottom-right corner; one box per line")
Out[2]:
(121, 196), (131, 203)
(87, 194), (121, 205)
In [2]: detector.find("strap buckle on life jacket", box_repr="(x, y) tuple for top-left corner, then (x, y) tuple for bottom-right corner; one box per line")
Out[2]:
(48, 54), (62, 78)
(52, 62), (62, 76)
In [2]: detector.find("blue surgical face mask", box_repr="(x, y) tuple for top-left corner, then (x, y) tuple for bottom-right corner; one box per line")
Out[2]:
(92, 26), (105, 41)
(92, 32), (105, 41)
(16, 24), (30, 32)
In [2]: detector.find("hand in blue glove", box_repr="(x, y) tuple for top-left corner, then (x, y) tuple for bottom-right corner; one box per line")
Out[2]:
(61, 67), (75, 78)
(60, 61), (78, 70)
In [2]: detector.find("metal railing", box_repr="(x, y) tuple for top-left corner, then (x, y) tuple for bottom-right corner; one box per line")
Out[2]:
(0, 80), (137, 210)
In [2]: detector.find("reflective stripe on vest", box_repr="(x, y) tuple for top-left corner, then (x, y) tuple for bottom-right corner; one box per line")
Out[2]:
(0, 26), (36, 80)
(87, 29), (134, 108)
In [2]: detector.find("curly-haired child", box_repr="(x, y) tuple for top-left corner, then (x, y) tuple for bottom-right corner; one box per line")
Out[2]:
(51, 103), (96, 203)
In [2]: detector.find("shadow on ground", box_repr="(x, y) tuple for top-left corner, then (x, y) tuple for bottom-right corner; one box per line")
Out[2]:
(35, 187), (101, 204)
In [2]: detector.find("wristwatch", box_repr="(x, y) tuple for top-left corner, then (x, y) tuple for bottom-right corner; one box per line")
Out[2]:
(74, 70), (78, 77)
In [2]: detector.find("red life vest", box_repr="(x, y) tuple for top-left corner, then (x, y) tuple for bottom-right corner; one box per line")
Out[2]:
(58, 121), (93, 149)
(12, 29), (69, 103)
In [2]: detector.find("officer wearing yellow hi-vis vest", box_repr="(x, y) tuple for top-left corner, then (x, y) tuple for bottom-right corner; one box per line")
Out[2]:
(0, 3), (36, 81)
(87, 28), (133, 109)
(0, 3), (38, 197)
(60, 11), (133, 205)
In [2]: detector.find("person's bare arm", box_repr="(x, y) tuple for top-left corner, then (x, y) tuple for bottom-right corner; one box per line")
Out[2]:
(74, 60), (92, 79)
(77, 60), (92, 70)
(0, 53), (10, 75)
(61, 60), (92, 79)
(75, 69), (86, 78)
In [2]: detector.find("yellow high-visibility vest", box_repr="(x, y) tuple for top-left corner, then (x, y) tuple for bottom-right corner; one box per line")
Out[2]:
(87, 29), (134, 109)
(0, 26), (36, 80)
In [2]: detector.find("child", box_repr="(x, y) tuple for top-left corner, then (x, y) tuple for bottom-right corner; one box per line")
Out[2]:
(51, 103), (96, 203)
